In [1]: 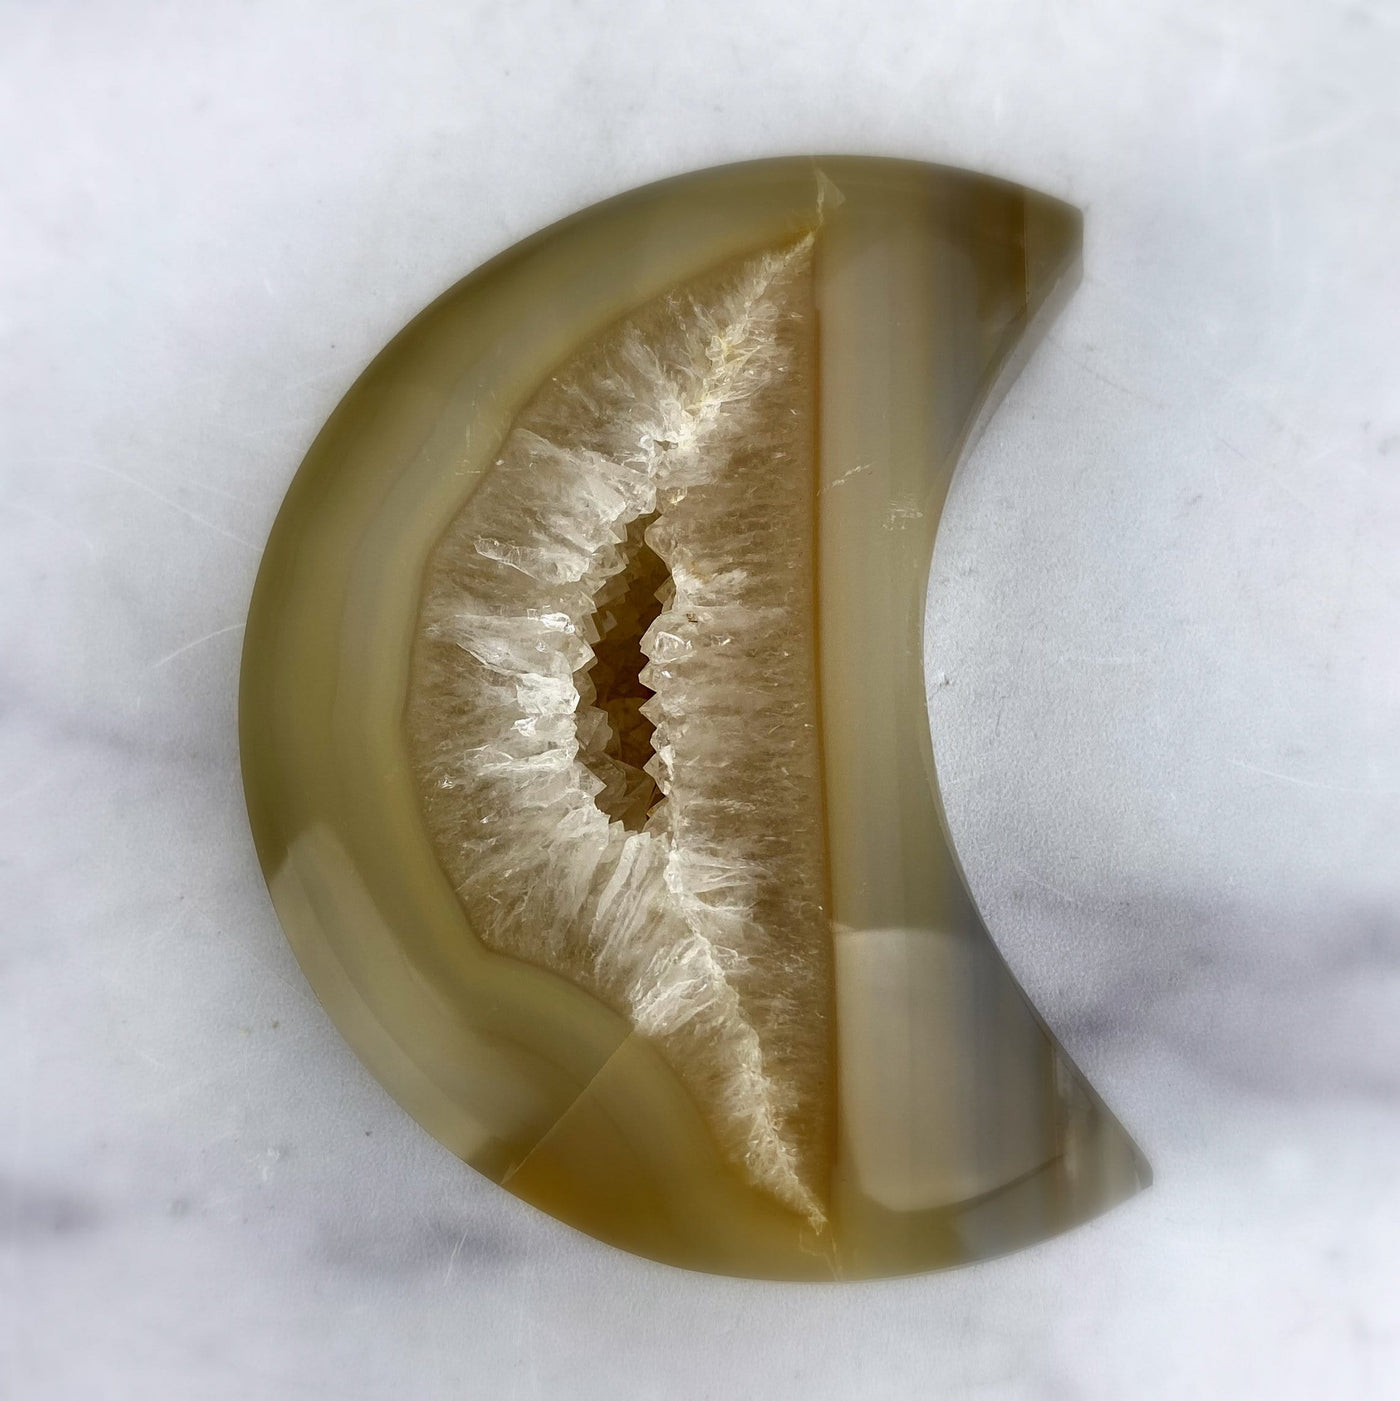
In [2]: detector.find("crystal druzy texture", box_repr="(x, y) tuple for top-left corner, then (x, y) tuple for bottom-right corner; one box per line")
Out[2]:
(408, 242), (830, 1220)
(241, 158), (1149, 1279)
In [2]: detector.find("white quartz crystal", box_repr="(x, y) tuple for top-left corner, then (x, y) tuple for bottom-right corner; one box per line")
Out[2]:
(409, 239), (830, 1220)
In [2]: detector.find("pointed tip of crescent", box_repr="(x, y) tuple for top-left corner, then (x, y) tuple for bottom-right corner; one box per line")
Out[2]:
(1023, 186), (1084, 309)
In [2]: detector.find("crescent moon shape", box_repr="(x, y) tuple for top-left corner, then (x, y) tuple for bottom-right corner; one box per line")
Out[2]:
(241, 156), (1149, 1279)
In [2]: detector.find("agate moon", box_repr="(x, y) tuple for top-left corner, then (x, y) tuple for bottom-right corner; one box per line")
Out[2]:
(240, 157), (1148, 1279)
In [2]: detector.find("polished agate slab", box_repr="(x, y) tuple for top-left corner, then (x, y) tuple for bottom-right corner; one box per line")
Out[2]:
(241, 157), (1149, 1279)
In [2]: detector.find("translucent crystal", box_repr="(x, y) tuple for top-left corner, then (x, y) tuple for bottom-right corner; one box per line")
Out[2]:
(408, 243), (830, 1219)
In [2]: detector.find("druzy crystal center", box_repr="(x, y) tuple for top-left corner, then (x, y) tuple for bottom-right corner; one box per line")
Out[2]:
(408, 240), (831, 1219)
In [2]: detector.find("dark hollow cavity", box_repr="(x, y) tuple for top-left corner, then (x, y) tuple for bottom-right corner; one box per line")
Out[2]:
(580, 513), (670, 830)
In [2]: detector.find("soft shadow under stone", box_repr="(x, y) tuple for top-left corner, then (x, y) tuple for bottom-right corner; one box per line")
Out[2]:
(240, 156), (1148, 1280)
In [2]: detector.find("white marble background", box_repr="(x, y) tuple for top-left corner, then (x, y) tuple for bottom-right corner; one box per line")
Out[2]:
(3, 2), (1397, 1397)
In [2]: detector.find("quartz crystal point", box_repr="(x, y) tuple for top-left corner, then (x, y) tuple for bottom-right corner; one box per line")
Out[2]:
(241, 157), (1149, 1279)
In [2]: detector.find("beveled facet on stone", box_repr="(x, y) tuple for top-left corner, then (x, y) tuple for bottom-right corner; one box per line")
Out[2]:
(240, 157), (1149, 1279)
